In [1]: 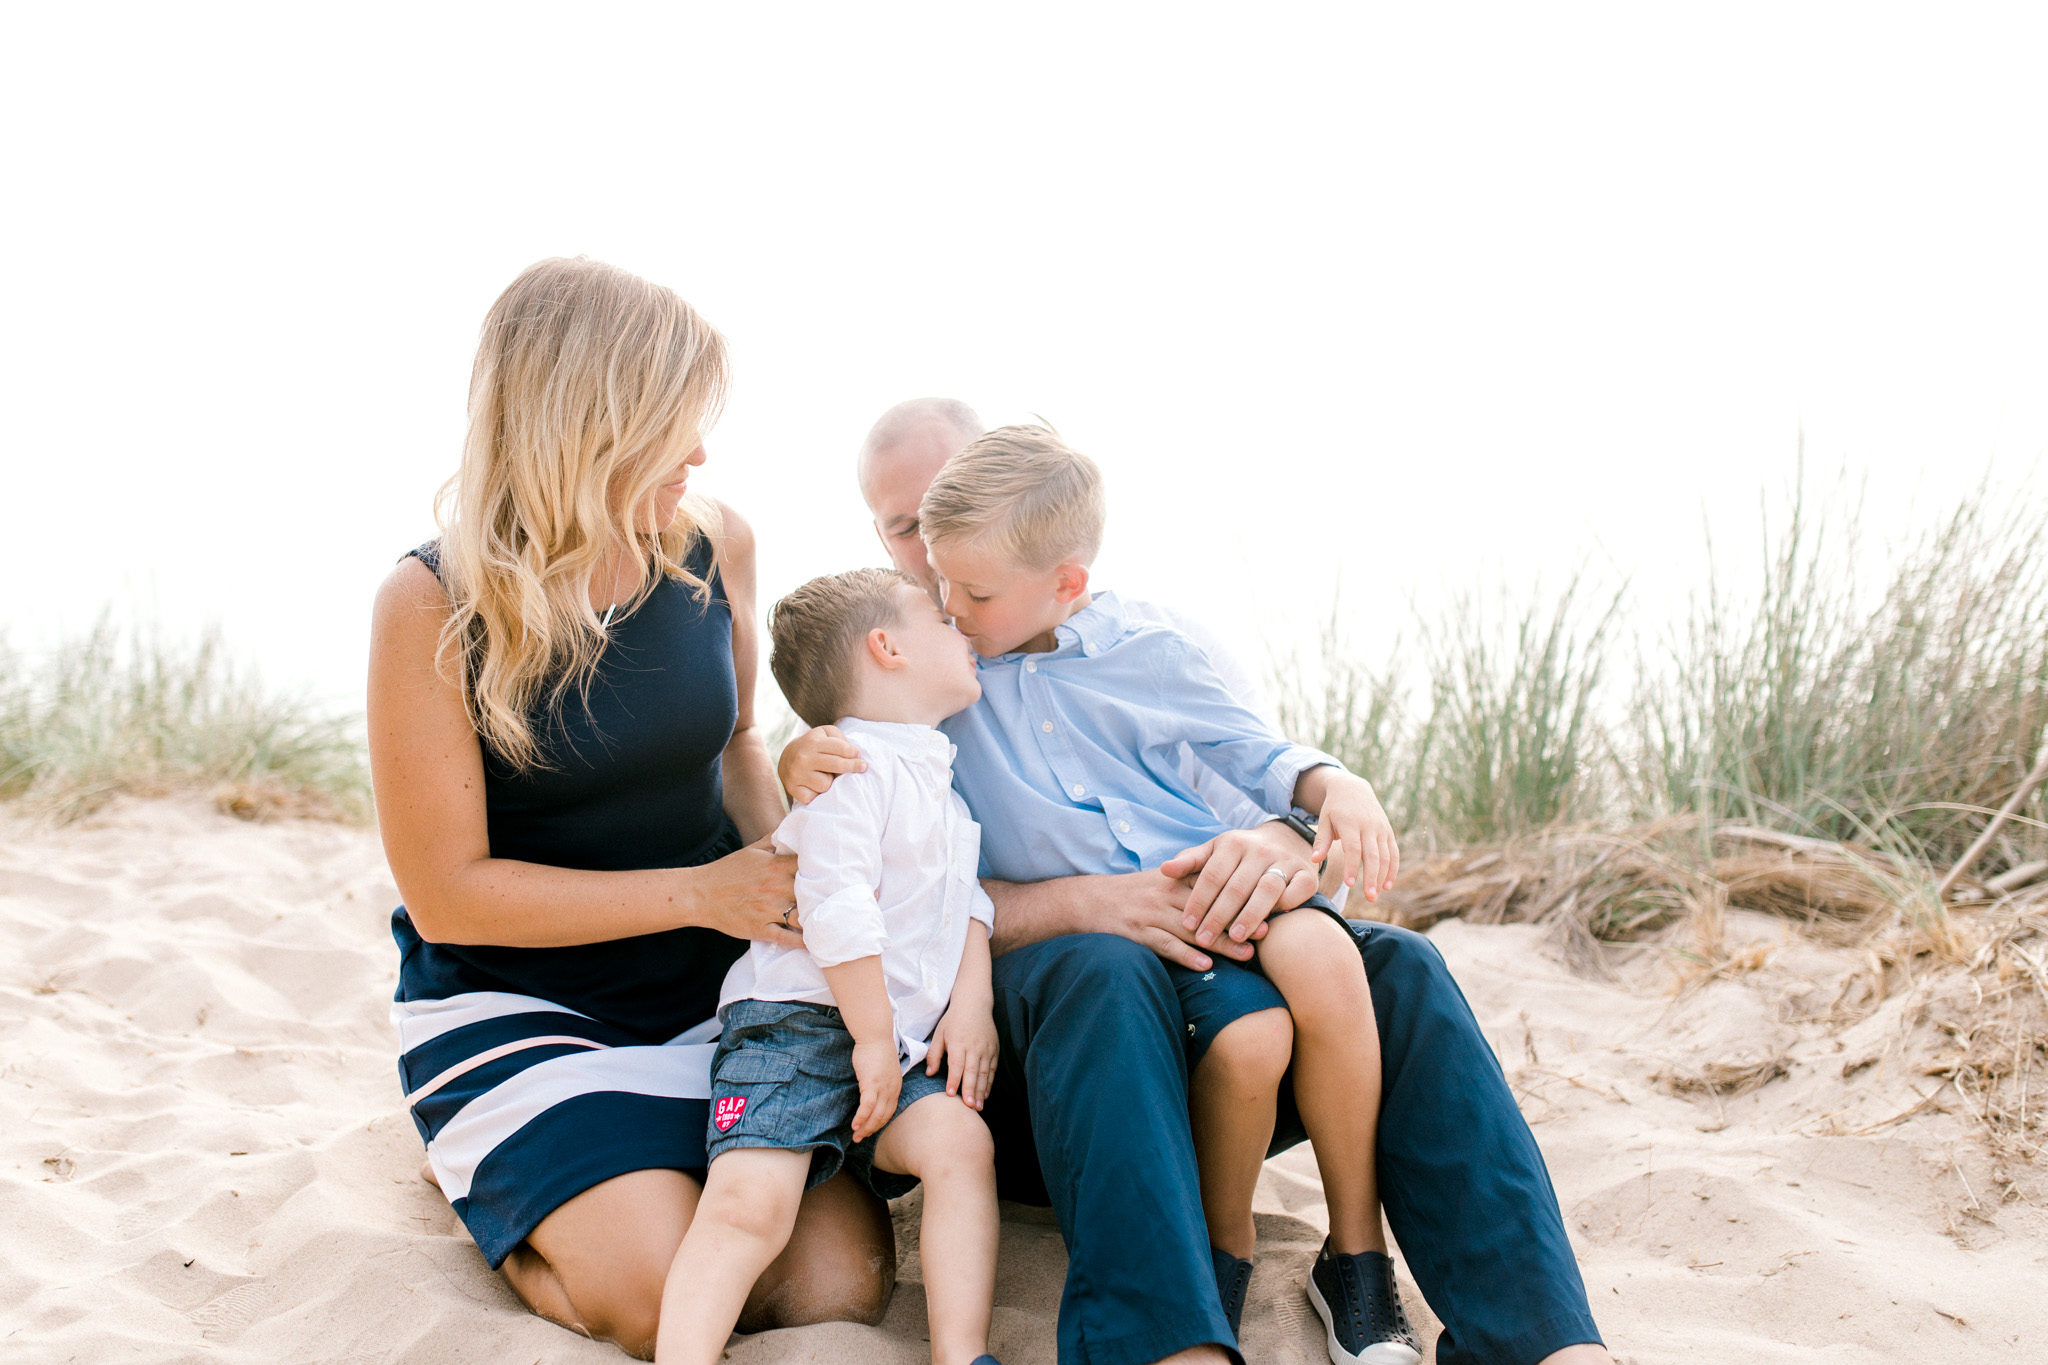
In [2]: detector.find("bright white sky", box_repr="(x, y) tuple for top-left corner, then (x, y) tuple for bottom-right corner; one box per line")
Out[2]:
(3, 5), (2044, 715)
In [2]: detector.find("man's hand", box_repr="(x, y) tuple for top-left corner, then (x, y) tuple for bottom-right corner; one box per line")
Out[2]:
(1159, 822), (1319, 950)
(848, 1038), (902, 1142)
(1090, 866), (1258, 971)
(926, 1001), (998, 1110)
(777, 724), (866, 806)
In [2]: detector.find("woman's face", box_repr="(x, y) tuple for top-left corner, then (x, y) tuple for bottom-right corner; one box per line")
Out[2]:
(642, 441), (708, 531)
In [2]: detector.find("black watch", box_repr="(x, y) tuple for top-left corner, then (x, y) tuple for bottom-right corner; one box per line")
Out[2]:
(1278, 808), (1318, 845)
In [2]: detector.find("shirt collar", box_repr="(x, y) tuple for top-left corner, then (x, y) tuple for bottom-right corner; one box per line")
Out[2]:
(837, 716), (956, 767)
(1053, 591), (1127, 658)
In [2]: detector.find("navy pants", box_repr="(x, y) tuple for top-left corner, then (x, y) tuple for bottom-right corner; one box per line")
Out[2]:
(985, 922), (1601, 1365)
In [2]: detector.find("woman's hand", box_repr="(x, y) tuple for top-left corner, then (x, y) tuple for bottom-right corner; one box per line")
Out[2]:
(1160, 822), (1320, 950)
(927, 1001), (998, 1111)
(777, 724), (867, 806)
(690, 837), (804, 948)
(1305, 771), (1400, 900)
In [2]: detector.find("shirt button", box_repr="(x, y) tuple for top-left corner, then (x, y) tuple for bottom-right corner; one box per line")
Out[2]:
(1041, 720), (1054, 733)
(1071, 783), (1085, 798)
(1118, 820), (1131, 834)
(1024, 660), (1037, 673)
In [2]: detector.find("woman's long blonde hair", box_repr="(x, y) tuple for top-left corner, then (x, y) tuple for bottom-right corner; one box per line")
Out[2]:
(434, 257), (729, 770)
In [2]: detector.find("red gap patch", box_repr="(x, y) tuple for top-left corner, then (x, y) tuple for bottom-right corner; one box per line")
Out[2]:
(713, 1095), (747, 1131)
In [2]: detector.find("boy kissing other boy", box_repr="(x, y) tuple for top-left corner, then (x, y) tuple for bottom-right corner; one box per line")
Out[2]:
(655, 568), (1004, 1365)
(922, 427), (1420, 1365)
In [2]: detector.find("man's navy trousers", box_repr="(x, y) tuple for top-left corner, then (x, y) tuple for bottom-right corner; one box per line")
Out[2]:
(983, 921), (1603, 1365)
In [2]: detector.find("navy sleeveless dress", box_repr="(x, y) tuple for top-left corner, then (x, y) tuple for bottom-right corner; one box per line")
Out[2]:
(391, 536), (747, 1267)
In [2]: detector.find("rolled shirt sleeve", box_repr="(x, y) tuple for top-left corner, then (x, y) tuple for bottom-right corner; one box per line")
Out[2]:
(966, 880), (996, 934)
(773, 770), (890, 970)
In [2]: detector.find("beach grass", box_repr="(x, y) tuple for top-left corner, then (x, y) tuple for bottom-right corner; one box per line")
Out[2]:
(0, 617), (372, 823)
(1274, 481), (2048, 886)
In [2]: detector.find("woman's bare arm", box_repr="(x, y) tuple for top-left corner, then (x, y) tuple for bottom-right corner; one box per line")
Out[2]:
(712, 502), (785, 846)
(367, 556), (800, 949)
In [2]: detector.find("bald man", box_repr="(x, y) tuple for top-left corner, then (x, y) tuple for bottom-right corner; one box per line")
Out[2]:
(775, 401), (1608, 1365)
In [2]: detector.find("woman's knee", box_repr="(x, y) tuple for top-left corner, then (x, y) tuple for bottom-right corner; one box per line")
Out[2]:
(511, 1168), (693, 1356)
(1198, 1005), (1293, 1093)
(739, 1172), (896, 1331)
(505, 1242), (667, 1358)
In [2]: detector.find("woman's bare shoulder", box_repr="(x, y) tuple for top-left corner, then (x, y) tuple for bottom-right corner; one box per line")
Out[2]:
(373, 555), (450, 643)
(710, 499), (754, 557)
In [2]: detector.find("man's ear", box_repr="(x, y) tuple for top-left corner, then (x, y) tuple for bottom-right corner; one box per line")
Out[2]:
(865, 626), (908, 670)
(1052, 562), (1091, 605)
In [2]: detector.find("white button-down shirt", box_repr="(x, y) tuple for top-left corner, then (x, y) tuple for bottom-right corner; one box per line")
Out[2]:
(719, 718), (996, 1073)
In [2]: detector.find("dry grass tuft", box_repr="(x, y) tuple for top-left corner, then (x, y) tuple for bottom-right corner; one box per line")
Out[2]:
(0, 619), (371, 824)
(1653, 1054), (1791, 1097)
(1367, 820), (2048, 1158)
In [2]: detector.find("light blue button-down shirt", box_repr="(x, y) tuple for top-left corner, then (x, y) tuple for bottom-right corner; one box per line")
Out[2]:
(940, 592), (1341, 882)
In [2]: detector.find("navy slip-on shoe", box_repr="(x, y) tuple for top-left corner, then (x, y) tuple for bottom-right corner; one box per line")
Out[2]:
(969, 1356), (1002, 1365)
(1211, 1245), (1254, 1341)
(1306, 1240), (1422, 1365)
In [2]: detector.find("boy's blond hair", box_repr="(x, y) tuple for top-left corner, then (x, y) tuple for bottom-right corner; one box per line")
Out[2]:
(769, 567), (918, 728)
(917, 424), (1105, 570)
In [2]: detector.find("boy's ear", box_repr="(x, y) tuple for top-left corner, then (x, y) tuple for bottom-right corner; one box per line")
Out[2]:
(1052, 562), (1091, 605)
(865, 626), (907, 670)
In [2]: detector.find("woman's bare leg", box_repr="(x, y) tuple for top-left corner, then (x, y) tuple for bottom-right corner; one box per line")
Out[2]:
(1258, 910), (1387, 1256)
(1187, 1006), (1293, 1259)
(497, 1166), (895, 1359)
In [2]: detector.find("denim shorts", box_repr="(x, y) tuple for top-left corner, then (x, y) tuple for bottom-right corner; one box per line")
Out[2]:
(707, 998), (953, 1200)
(1166, 893), (1351, 1069)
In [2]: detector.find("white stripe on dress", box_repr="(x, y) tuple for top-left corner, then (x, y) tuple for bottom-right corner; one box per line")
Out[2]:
(402, 1036), (611, 1106)
(425, 1038), (720, 1201)
(391, 990), (594, 1051)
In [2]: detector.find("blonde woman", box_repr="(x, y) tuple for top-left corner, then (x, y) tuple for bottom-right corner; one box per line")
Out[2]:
(367, 258), (893, 1357)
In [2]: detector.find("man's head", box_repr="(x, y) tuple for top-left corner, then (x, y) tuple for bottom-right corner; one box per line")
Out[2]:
(857, 397), (985, 593)
(768, 567), (982, 728)
(919, 424), (1106, 657)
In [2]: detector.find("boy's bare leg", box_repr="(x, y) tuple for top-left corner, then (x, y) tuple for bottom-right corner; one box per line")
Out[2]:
(653, 1148), (811, 1365)
(1257, 911), (1387, 1255)
(872, 1093), (998, 1365)
(1187, 1006), (1292, 1259)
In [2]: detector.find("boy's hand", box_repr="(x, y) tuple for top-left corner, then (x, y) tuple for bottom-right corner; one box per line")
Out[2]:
(1162, 823), (1319, 949)
(926, 1001), (998, 1110)
(848, 1038), (902, 1143)
(777, 724), (866, 806)
(1310, 772), (1400, 901)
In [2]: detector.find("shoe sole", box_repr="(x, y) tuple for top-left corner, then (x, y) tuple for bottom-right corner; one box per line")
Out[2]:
(1305, 1272), (1423, 1365)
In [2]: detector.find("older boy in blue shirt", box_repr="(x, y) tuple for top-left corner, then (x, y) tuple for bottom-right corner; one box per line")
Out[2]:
(921, 425), (1420, 1365)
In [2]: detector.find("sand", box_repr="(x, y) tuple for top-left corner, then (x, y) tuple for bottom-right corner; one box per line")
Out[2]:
(4, 798), (2044, 1363)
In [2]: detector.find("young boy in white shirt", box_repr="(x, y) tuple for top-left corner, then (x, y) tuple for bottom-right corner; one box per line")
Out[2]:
(654, 568), (1004, 1365)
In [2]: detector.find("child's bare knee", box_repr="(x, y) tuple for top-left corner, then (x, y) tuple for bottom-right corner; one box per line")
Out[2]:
(701, 1167), (803, 1244)
(1260, 913), (1370, 1003)
(889, 1095), (995, 1180)
(1201, 1007), (1293, 1090)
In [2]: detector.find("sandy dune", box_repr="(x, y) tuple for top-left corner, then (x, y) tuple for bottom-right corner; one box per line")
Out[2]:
(3, 799), (2043, 1362)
